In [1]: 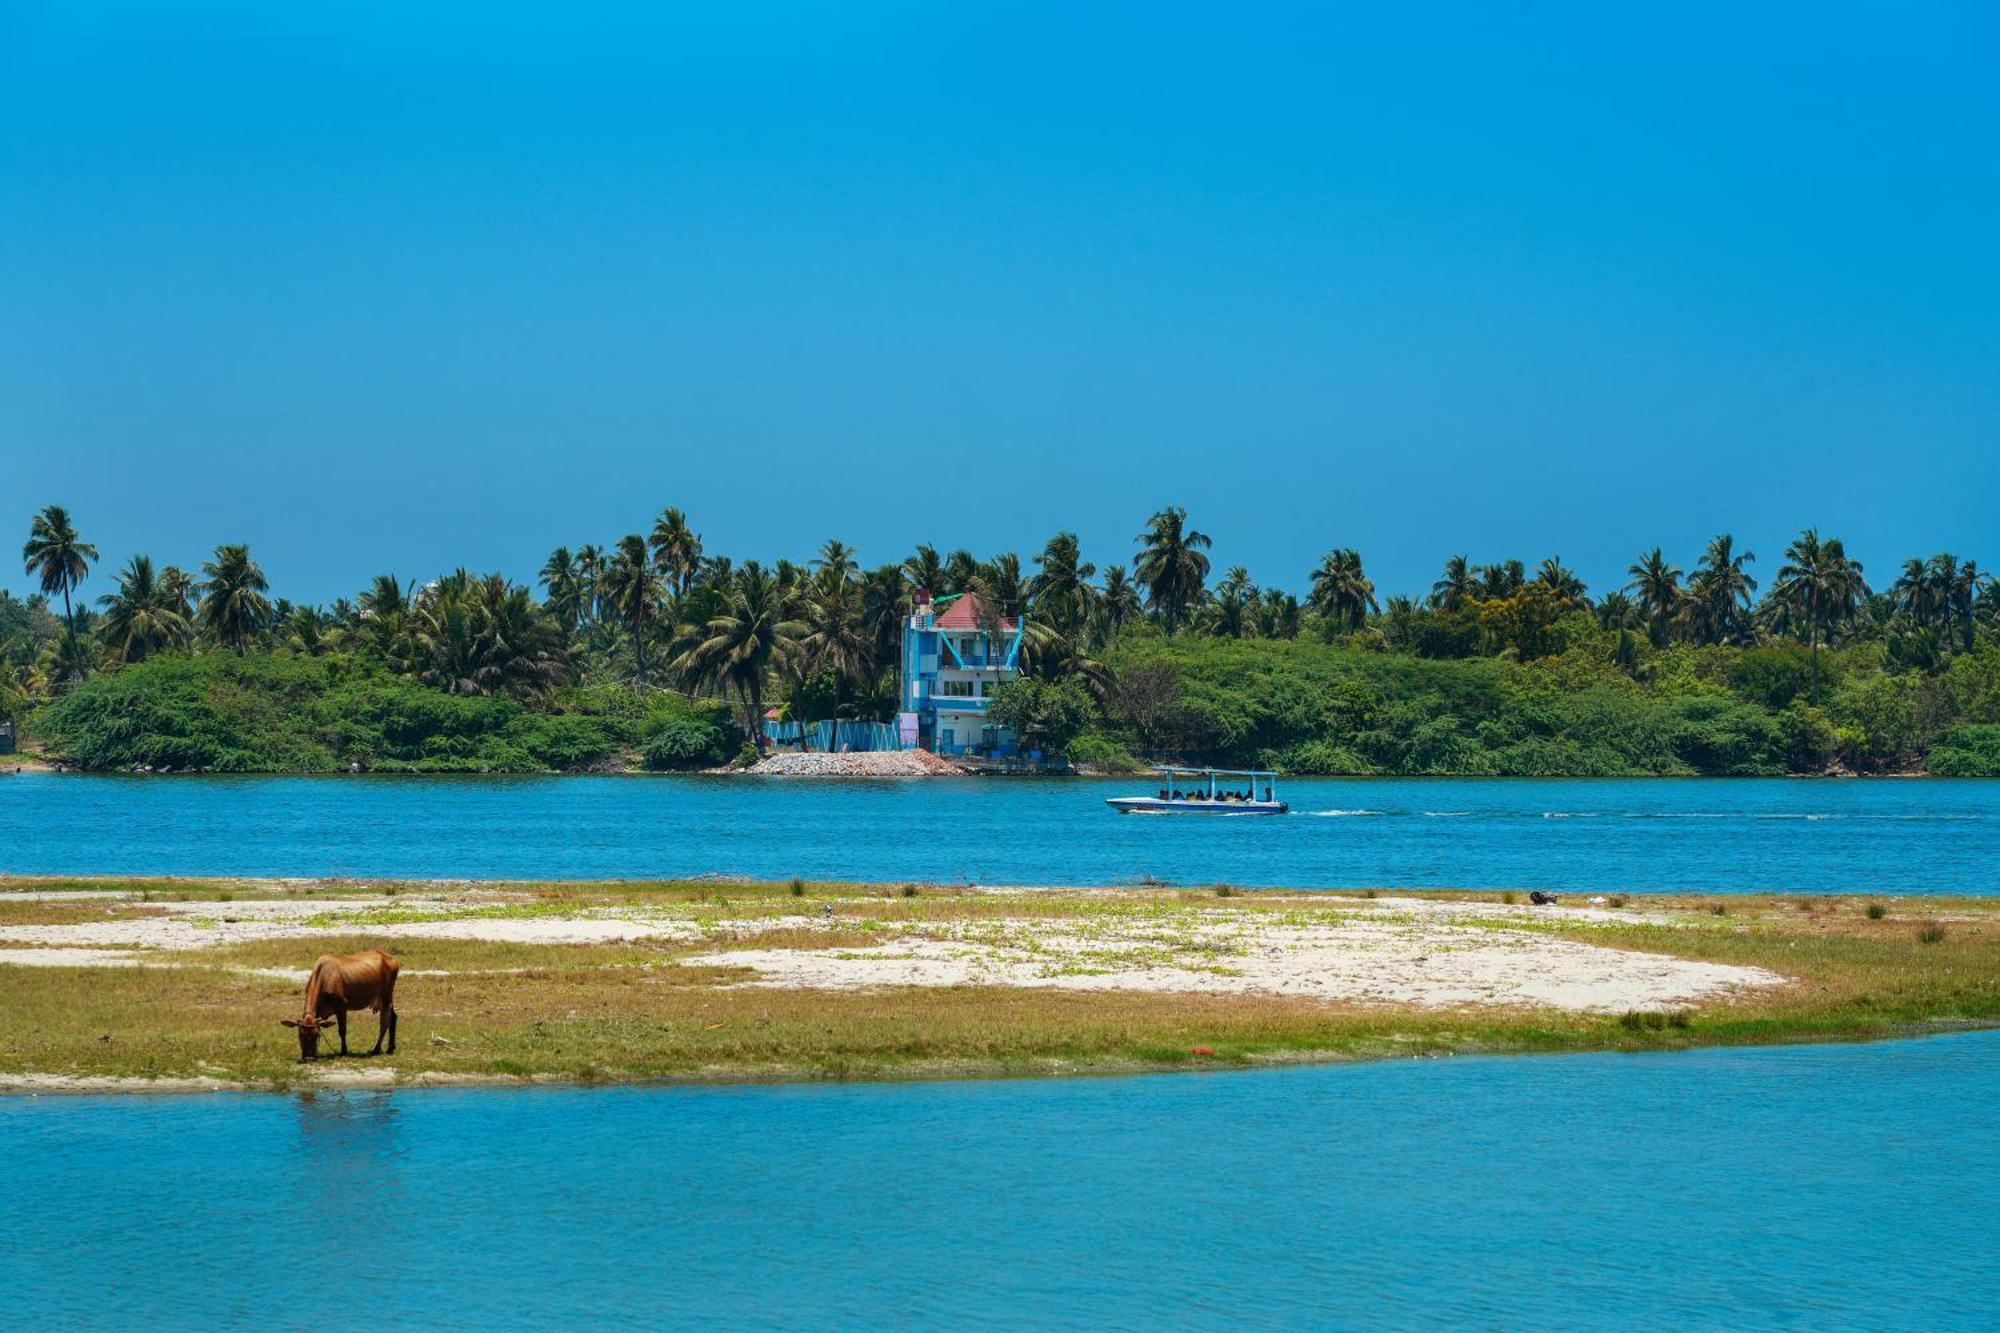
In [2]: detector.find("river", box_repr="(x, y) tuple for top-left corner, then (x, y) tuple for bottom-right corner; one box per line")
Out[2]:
(4, 1032), (1995, 1329)
(2, 771), (1996, 892)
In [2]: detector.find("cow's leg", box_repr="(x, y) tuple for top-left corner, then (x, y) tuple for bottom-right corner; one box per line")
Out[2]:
(369, 1005), (386, 1056)
(335, 1009), (349, 1056)
(387, 1006), (398, 1054)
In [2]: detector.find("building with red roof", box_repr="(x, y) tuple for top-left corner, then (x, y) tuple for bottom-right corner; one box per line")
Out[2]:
(898, 589), (1027, 756)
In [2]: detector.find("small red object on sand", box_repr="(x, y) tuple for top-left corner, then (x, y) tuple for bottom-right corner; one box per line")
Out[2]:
(1190, 1046), (1214, 1056)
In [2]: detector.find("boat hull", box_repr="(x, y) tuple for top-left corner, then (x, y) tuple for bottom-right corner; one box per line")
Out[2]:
(1105, 797), (1289, 816)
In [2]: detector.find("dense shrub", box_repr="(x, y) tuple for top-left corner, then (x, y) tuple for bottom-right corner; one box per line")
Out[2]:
(1061, 733), (1144, 773)
(1927, 725), (2000, 777)
(33, 653), (733, 773)
(1091, 637), (1903, 777)
(640, 699), (735, 770)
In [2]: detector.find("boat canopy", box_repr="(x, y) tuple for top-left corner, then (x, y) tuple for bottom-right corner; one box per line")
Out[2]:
(1148, 766), (1278, 780)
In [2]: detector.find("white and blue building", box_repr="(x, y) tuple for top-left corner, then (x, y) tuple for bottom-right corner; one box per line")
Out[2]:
(898, 589), (1024, 757)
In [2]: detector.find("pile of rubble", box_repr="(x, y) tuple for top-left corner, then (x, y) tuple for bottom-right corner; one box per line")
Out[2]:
(737, 749), (966, 777)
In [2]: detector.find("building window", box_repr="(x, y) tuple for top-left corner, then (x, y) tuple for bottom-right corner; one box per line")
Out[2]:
(937, 679), (974, 697)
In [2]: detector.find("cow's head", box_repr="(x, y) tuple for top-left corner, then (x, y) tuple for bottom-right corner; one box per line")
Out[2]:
(280, 1015), (332, 1061)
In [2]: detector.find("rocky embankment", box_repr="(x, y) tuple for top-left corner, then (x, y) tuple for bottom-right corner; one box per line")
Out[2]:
(738, 749), (966, 777)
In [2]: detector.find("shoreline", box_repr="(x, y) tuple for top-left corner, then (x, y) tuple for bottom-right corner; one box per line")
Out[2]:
(2, 876), (1995, 1092)
(5, 1020), (1995, 1099)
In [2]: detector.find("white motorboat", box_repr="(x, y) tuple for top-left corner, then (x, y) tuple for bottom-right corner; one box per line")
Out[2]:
(1106, 767), (1288, 816)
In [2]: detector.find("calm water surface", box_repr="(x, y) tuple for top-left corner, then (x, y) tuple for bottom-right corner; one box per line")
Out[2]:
(4, 1033), (1995, 1330)
(3, 772), (1997, 892)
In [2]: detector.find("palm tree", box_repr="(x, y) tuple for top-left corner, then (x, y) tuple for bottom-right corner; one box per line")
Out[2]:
(677, 565), (804, 746)
(941, 549), (980, 595)
(600, 534), (663, 685)
(574, 544), (606, 626)
(1430, 555), (1476, 611)
(797, 570), (872, 746)
(1478, 559), (1525, 600)
(411, 572), (568, 697)
(1308, 548), (1379, 632)
(160, 566), (195, 623)
(1625, 548), (1683, 647)
(22, 505), (98, 678)
(1892, 557), (1938, 628)
(1029, 532), (1096, 636)
(97, 555), (190, 663)
(1948, 559), (1988, 654)
(648, 508), (704, 597)
(971, 552), (1027, 623)
(1098, 565), (1142, 639)
(1926, 553), (1963, 648)
(540, 547), (586, 635)
(812, 539), (860, 588)
(1134, 506), (1212, 634)
(1687, 535), (1757, 645)
(283, 604), (338, 657)
(199, 544), (273, 654)
(1210, 566), (1255, 638)
(1533, 557), (1589, 609)
(1772, 529), (1869, 703)
(859, 564), (911, 675)
(902, 544), (946, 595)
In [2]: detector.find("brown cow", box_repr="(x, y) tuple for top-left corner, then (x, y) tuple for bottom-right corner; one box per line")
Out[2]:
(281, 949), (401, 1061)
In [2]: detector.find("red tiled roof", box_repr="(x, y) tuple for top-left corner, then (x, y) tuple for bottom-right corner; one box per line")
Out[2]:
(934, 591), (1018, 633)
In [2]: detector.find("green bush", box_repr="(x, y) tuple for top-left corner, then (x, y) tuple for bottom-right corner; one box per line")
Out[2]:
(33, 652), (731, 773)
(1927, 724), (2000, 777)
(1063, 732), (1144, 773)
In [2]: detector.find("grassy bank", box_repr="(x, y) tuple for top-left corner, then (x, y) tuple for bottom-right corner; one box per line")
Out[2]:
(2, 877), (1996, 1090)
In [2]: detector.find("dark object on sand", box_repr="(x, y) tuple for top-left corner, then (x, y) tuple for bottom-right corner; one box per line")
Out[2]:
(1529, 891), (1560, 906)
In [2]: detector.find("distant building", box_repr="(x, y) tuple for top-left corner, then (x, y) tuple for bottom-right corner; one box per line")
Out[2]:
(0, 718), (13, 755)
(898, 590), (1024, 756)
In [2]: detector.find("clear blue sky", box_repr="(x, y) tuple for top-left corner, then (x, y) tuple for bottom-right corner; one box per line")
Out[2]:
(4, 2), (1996, 606)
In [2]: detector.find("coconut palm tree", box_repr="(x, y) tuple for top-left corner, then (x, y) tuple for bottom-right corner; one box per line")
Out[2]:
(97, 555), (190, 663)
(796, 570), (872, 747)
(902, 544), (946, 595)
(21, 505), (97, 678)
(600, 534), (663, 685)
(971, 552), (1027, 623)
(1478, 559), (1525, 601)
(1948, 559), (1988, 654)
(1210, 566), (1255, 639)
(575, 544), (606, 626)
(199, 544), (272, 654)
(812, 539), (860, 589)
(1029, 532), (1097, 637)
(676, 565), (804, 746)
(1134, 506), (1211, 634)
(1772, 529), (1869, 703)
(1308, 548), (1379, 631)
(941, 549), (980, 596)
(160, 566), (195, 623)
(1926, 553), (1964, 648)
(1687, 535), (1757, 645)
(1533, 557), (1589, 610)
(1625, 548), (1684, 646)
(1098, 565), (1142, 640)
(540, 547), (586, 636)
(1430, 555), (1476, 611)
(1892, 557), (1939, 628)
(648, 508), (704, 597)
(283, 604), (339, 657)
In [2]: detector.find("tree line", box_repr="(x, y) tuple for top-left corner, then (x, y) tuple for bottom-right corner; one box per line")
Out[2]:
(8, 501), (1998, 771)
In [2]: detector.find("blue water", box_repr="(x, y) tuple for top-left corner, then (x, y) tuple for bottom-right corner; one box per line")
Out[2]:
(3, 771), (1997, 892)
(5, 1033), (1995, 1330)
